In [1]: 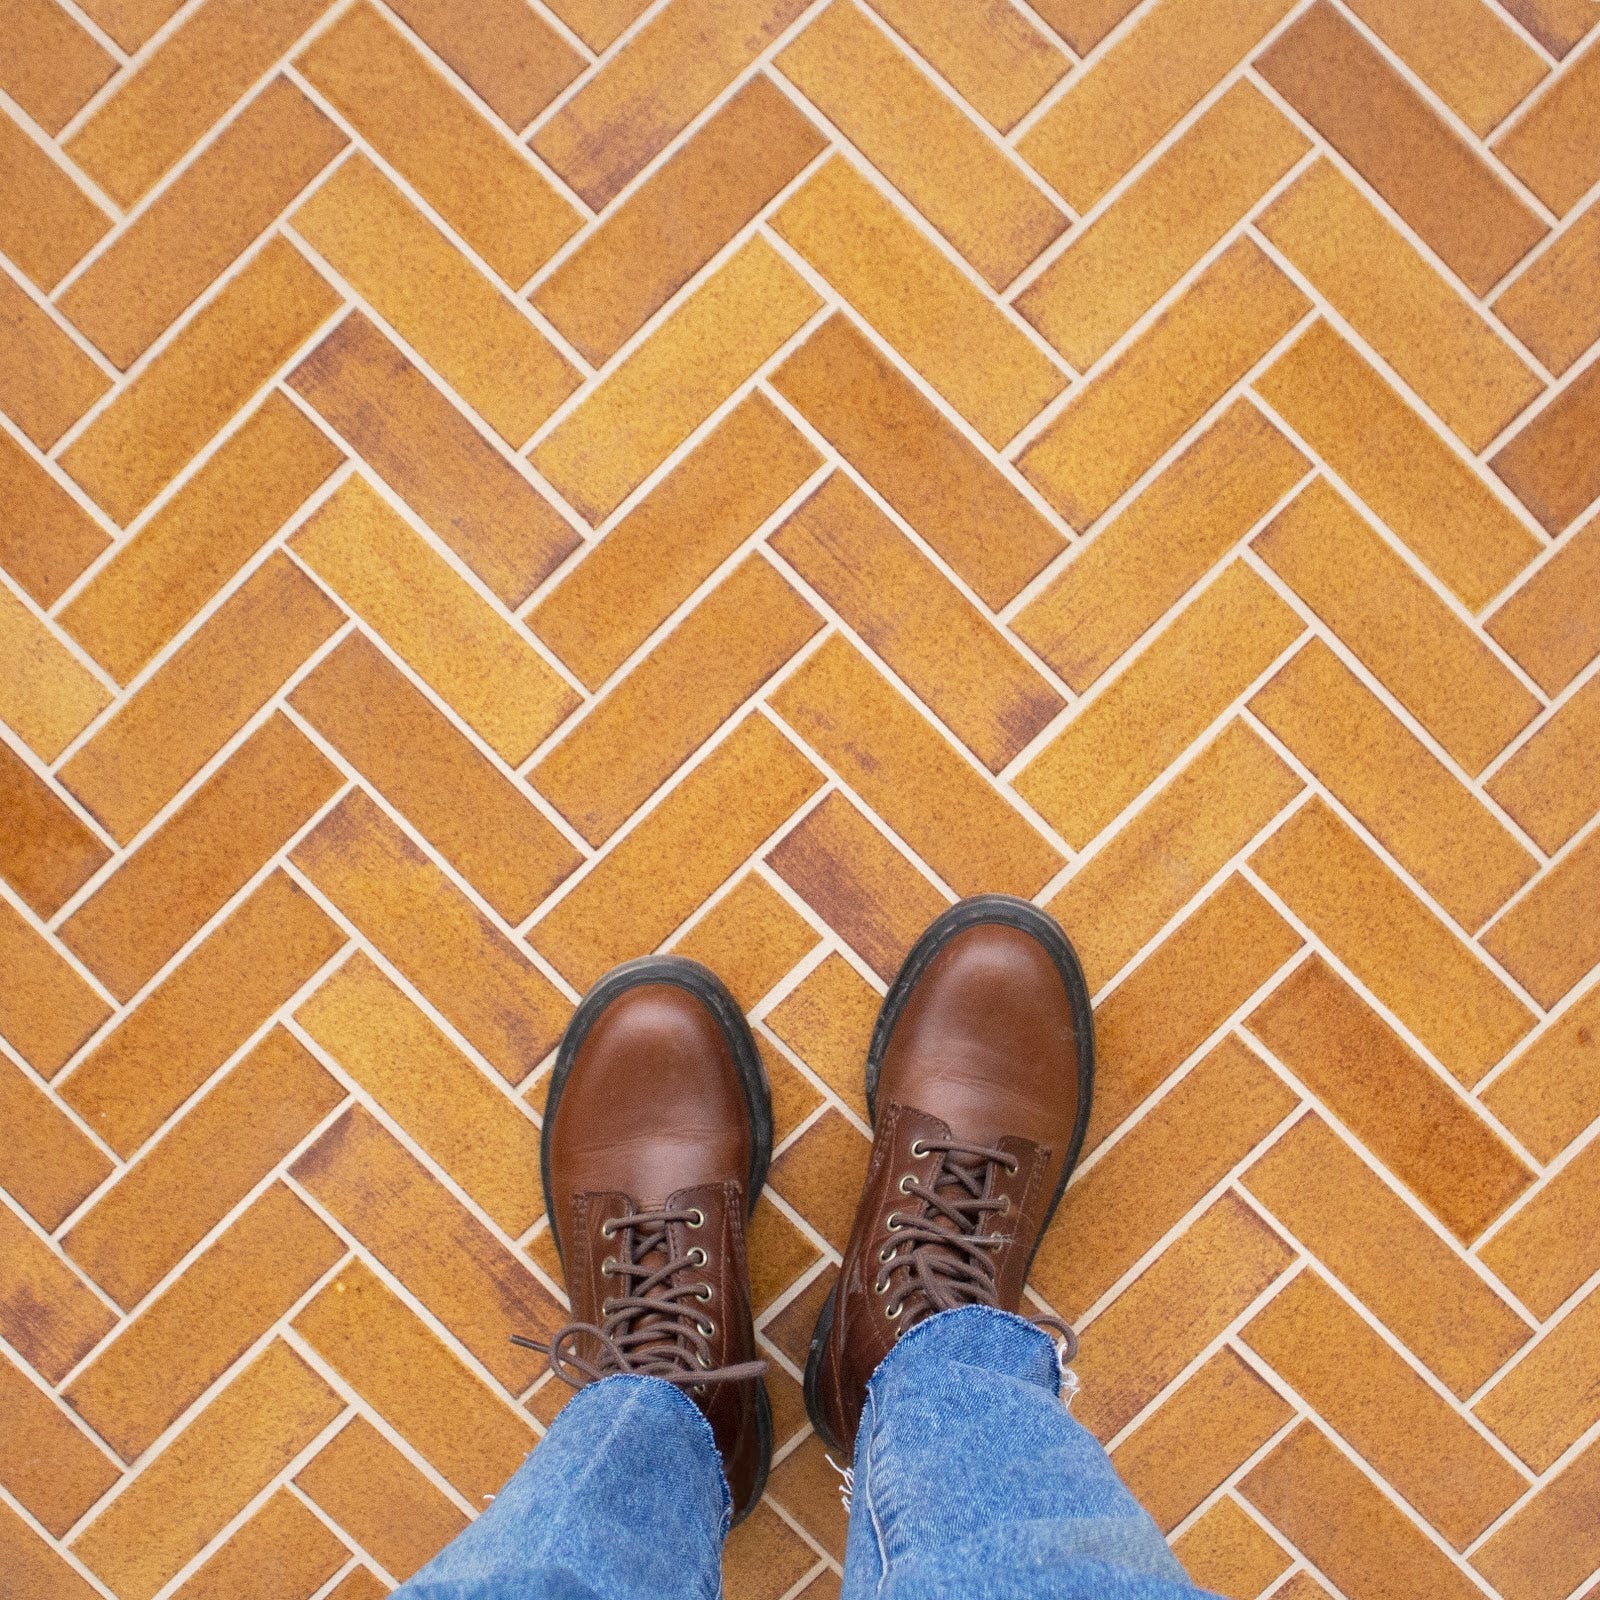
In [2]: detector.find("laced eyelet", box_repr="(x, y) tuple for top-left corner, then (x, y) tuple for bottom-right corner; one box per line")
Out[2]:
(998, 1195), (1012, 1215)
(697, 1352), (711, 1368)
(910, 1139), (928, 1157)
(697, 1319), (715, 1337)
(874, 1275), (888, 1294)
(886, 1213), (903, 1231)
(600, 1221), (617, 1238)
(600, 1256), (616, 1275)
(601, 1297), (617, 1314)
(885, 1301), (904, 1320)
(688, 1247), (708, 1267)
(696, 1284), (713, 1301)
(898, 1175), (915, 1193)
(687, 1208), (705, 1228)
(878, 1244), (894, 1262)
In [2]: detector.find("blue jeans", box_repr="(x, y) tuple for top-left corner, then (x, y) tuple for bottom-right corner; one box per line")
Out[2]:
(398, 1306), (1211, 1598)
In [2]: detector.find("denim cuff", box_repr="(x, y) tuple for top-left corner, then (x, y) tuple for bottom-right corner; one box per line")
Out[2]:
(867, 1304), (1063, 1399)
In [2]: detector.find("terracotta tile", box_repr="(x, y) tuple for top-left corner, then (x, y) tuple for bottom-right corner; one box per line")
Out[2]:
(722, 1499), (822, 1600)
(747, 1199), (823, 1316)
(60, 392), (343, 685)
(761, 1261), (836, 1367)
(768, 1106), (873, 1251)
(0, 269), (110, 453)
(758, 1035), (827, 1147)
(1239, 1423), (1484, 1600)
(171, 1488), (347, 1600)
(1477, 1285), (1600, 1472)
(297, 1416), (465, 1580)
(1492, 354), (1600, 537)
(533, 239), (820, 524)
(64, 1183), (344, 1462)
(1018, 0), (1295, 212)
(1272, 1575), (1338, 1600)
(1259, 160), (1542, 453)
(766, 789), (948, 981)
(69, 1340), (342, 1600)
(0, 430), (109, 610)
(542, 0), (649, 49)
(1473, 1433), (1600, 1600)
(1256, 1), (1546, 296)
(531, 554), (820, 843)
(1494, 199), (1600, 376)
(1015, 401), (1307, 693)
(0, 107), (110, 294)
(1242, 1113), (1532, 1399)
(1254, 477), (1541, 773)
(0, 899), (110, 1076)
(670, 873), (819, 1012)
(59, 714), (342, 1002)
(766, 1432), (848, 1560)
(0, 1054), (110, 1231)
(322, 1566), (391, 1600)
(532, 0), (808, 208)
(530, 714), (822, 989)
(1047, 722), (1302, 993)
(0, 738), (109, 918)
(290, 476), (578, 763)
(1073, 1191), (1293, 1442)
(292, 790), (571, 1086)
(0, 1350), (118, 1536)
(0, 0), (116, 135)
(74, 0), (182, 50)
(1171, 1495), (1290, 1599)
(0, 582), (110, 764)
(1036, 1035), (1298, 1320)
(1484, 827), (1600, 1008)
(293, 1259), (537, 1502)
(1020, 240), (1309, 532)
(1017, 562), (1302, 849)
(1026, 0), (1136, 54)
(297, 1), (580, 284)
(764, 951), (880, 1121)
(534, 75), (826, 367)
(63, 1027), (342, 1308)
(0, 1499), (102, 1600)
(761, 1347), (810, 1449)
(292, 1106), (559, 1390)
(60, 871), (343, 1157)
(1485, 510), (1600, 694)
(1251, 639), (1538, 933)
(770, 315), (1064, 608)
(1496, 0), (1599, 57)
(1483, 984), (1600, 1162)
(1017, 83), (1309, 371)
(771, 634), (1066, 896)
(529, 393), (820, 689)
(1088, 877), (1301, 1152)
(1494, 36), (1600, 217)
(0, 1203), (114, 1383)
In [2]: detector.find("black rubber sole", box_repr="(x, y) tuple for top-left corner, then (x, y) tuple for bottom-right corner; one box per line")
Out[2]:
(539, 953), (774, 1522)
(803, 895), (1096, 1450)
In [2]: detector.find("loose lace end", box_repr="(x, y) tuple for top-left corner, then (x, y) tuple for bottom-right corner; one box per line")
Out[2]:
(825, 1452), (854, 1513)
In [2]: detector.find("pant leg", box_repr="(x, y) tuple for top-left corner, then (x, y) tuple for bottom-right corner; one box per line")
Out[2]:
(839, 1305), (1214, 1600)
(397, 1374), (729, 1600)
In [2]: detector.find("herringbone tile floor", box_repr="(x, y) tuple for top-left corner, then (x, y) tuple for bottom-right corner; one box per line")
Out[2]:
(3, 0), (1600, 1595)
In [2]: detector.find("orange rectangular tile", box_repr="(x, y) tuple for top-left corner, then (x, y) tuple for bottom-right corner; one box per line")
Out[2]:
(1239, 1422), (1484, 1600)
(530, 554), (821, 844)
(764, 950), (881, 1120)
(722, 1500), (826, 1600)
(293, 1259), (536, 1502)
(298, 1416), (465, 1580)
(747, 1184), (825, 1318)
(529, 393), (821, 689)
(0, 0), (115, 135)
(59, 714), (342, 1002)
(1026, 0), (1135, 53)
(1047, 721), (1302, 993)
(298, 952), (543, 1235)
(1494, 199), (1600, 376)
(291, 632), (581, 922)
(1485, 511), (1600, 695)
(1254, 477), (1541, 773)
(321, 1567), (390, 1600)
(1015, 400), (1307, 692)
(1016, 562), (1303, 849)
(1483, 984), (1600, 1162)
(1484, 826), (1600, 1008)
(64, 1183), (345, 1462)
(63, 1027), (342, 1308)
(1035, 1034), (1298, 1320)
(0, 269), (110, 452)
(1085, 876), (1301, 1151)
(0, 1501), (103, 1600)
(0, 1055), (109, 1232)
(292, 1105), (558, 1391)
(542, 0), (648, 49)
(1258, 159), (1542, 453)
(1494, 35), (1600, 217)
(60, 870), (343, 1156)
(0, 1204), (114, 1384)
(1111, 1346), (1293, 1534)
(0, 106), (110, 294)
(60, 554), (344, 844)
(1489, 674), (1600, 854)
(532, 238), (820, 524)
(771, 473), (1064, 770)
(0, 738), (109, 918)
(761, 1036), (832, 1146)
(1016, 83), (1308, 372)
(764, 1432), (849, 1561)
(289, 476), (578, 763)
(70, 1340), (342, 1600)
(1072, 1191), (1292, 1442)
(1250, 638), (1538, 933)
(1497, 0), (1600, 56)
(766, 788), (948, 981)
(1475, 1436), (1600, 1600)
(771, 634), (1066, 896)
(172, 1488), (347, 1600)
(59, 391), (344, 685)
(1481, 1134), (1600, 1318)
(0, 899), (110, 1076)
(1246, 948), (1534, 1239)
(767, 1105), (874, 1252)
(1256, 2), (1546, 297)
(1171, 1495), (1291, 1599)
(292, 789), (571, 1085)
(0, 429), (108, 610)
(531, 0), (808, 208)
(299, 1), (581, 284)
(530, 713), (823, 989)
(74, 0), (181, 49)
(1018, 0), (1296, 212)
(1477, 1285), (1600, 1473)
(771, 315), (1065, 607)
(670, 872), (819, 1013)
(0, 583), (110, 763)
(0, 1350), (118, 1536)
(1492, 353), (1600, 537)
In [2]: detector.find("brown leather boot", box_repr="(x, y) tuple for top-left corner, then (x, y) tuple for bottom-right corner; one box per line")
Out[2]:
(527, 955), (773, 1521)
(805, 895), (1093, 1451)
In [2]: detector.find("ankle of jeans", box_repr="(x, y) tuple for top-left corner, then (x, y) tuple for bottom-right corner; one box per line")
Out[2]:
(867, 1303), (1063, 1400)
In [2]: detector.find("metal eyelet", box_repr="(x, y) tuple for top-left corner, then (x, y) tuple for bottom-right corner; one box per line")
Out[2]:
(878, 1244), (894, 1262)
(885, 1302), (904, 1320)
(601, 1297), (617, 1314)
(688, 1247), (708, 1267)
(687, 1208), (705, 1228)
(898, 1175), (915, 1193)
(600, 1221), (617, 1238)
(697, 1352), (711, 1368)
(600, 1256), (616, 1275)
(886, 1213), (903, 1231)
(910, 1139), (928, 1157)
(998, 1195), (1012, 1215)
(697, 1319), (715, 1338)
(696, 1284), (713, 1301)
(874, 1275), (889, 1294)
